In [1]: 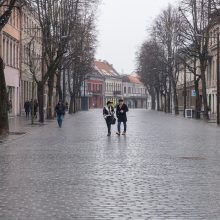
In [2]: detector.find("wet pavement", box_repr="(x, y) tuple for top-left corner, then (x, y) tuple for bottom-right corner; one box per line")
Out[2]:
(0, 109), (220, 219)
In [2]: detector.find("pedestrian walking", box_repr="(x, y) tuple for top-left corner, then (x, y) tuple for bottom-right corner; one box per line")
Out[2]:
(65, 101), (69, 111)
(34, 99), (38, 119)
(116, 99), (129, 135)
(24, 100), (30, 117)
(55, 100), (66, 128)
(103, 101), (115, 136)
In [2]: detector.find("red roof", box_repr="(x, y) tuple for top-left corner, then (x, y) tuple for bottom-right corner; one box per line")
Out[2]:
(94, 60), (119, 77)
(123, 73), (142, 84)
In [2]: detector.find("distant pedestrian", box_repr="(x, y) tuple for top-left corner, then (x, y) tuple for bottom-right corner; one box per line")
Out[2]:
(65, 101), (69, 111)
(55, 100), (66, 128)
(34, 99), (38, 118)
(103, 101), (115, 136)
(116, 99), (129, 135)
(24, 100), (30, 117)
(8, 100), (12, 113)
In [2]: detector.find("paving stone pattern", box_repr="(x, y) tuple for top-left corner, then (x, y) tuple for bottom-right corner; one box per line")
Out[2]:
(0, 109), (220, 219)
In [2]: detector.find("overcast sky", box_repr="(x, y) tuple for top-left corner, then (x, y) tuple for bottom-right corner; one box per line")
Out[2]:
(96, 0), (178, 74)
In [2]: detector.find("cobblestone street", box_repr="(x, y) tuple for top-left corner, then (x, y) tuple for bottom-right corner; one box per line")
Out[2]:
(1, 109), (220, 219)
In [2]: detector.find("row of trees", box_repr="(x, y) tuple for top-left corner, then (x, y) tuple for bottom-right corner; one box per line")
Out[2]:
(137, 0), (220, 120)
(0, 0), (99, 135)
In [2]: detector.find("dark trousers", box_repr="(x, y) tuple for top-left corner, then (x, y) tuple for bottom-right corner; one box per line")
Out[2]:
(118, 121), (127, 133)
(57, 114), (63, 127)
(106, 119), (111, 134)
(25, 111), (30, 117)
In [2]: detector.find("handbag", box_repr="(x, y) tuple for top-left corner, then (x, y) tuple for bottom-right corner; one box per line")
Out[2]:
(111, 116), (116, 125)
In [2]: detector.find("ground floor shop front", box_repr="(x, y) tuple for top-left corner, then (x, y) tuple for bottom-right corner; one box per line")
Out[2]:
(5, 66), (20, 116)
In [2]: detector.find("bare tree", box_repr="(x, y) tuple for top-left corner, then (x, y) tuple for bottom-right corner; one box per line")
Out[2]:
(67, 5), (97, 114)
(153, 5), (185, 115)
(24, 28), (42, 124)
(30, 0), (80, 122)
(0, 0), (19, 135)
(178, 0), (220, 119)
(32, 0), (99, 122)
(137, 40), (167, 111)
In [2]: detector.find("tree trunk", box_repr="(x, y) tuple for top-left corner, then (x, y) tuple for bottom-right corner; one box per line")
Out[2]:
(69, 95), (74, 114)
(164, 93), (167, 113)
(0, 57), (9, 135)
(160, 93), (163, 111)
(73, 94), (76, 113)
(37, 81), (44, 123)
(47, 75), (55, 119)
(172, 82), (179, 115)
(56, 70), (63, 101)
(167, 80), (171, 113)
(151, 94), (156, 110)
(200, 65), (209, 120)
(194, 78), (201, 119)
(156, 89), (160, 111)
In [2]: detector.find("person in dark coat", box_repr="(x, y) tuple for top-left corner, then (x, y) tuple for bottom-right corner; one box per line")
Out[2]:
(65, 101), (69, 111)
(34, 99), (38, 118)
(103, 101), (115, 136)
(24, 100), (30, 117)
(55, 100), (66, 128)
(116, 99), (129, 135)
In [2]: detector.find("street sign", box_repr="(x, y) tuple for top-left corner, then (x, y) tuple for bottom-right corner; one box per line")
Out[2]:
(191, 90), (196, 97)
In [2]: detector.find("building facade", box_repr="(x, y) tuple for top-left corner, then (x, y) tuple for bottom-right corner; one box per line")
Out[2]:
(122, 73), (148, 108)
(0, 5), (21, 116)
(84, 60), (148, 109)
(84, 70), (105, 108)
(206, 22), (220, 114)
(0, 2), (42, 117)
(94, 60), (122, 106)
(20, 4), (42, 114)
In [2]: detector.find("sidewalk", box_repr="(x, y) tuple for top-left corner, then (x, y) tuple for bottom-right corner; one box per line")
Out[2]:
(0, 115), (57, 144)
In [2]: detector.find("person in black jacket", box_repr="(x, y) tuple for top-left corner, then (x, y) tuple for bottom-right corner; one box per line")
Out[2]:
(103, 101), (115, 136)
(55, 100), (66, 128)
(116, 99), (129, 135)
(24, 100), (30, 117)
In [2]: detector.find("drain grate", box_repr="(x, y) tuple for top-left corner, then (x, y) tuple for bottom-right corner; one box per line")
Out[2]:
(9, 132), (26, 135)
(179, 157), (206, 160)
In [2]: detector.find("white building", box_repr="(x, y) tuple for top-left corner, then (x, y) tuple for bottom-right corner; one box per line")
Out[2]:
(122, 73), (148, 108)
(94, 60), (122, 106)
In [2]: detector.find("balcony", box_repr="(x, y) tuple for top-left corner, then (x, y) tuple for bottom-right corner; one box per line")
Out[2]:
(113, 91), (122, 96)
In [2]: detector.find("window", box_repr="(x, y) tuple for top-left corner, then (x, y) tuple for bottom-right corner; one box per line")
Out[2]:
(16, 45), (19, 68)
(13, 44), (16, 67)
(128, 87), (131, 94)
(6, 39), (9, 65)
(10, 41), (13, 66)
(2, 38), (5, 61)
(124, 87), (126, 94)
(88, 83), (91, 92)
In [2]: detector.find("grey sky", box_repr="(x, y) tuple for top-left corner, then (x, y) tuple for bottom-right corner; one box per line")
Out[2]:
(96, 0), (178, 74)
